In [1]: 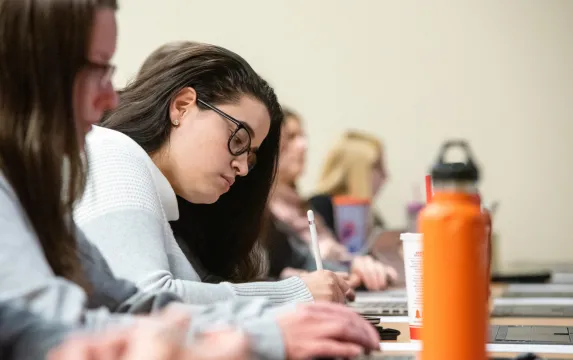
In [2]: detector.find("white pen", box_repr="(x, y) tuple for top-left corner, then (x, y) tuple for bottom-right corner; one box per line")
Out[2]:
(307, 210), (323, 271)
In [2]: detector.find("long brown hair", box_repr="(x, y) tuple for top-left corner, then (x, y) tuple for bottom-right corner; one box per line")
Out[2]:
(102, 42), (283, 282)
(136, 41), (199, 79)
(0, 0), (117, 291)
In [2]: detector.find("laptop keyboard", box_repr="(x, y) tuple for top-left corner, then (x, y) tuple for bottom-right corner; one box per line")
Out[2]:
(504, 291), (573, 298)
(348, 301), (408, 316)
(493, 304), (573, 318)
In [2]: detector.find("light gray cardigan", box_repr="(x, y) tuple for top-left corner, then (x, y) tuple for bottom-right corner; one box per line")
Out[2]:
(0, 171), (286, 360)
(74, 126), (313, 305)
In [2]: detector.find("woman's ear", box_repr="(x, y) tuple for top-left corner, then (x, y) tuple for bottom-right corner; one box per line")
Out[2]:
(169, 87), (198, 125)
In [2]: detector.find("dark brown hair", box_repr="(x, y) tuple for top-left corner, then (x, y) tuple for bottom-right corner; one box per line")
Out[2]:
(0, 0), (117, 291)
(137, 41), (199, 78)
(101, 42), (283, 281)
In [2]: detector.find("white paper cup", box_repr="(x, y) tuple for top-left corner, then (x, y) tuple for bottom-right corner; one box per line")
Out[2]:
(400, 232), (423, 341)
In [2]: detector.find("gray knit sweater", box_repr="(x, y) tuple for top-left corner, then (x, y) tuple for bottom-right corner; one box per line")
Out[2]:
(74, 126), (313, 305)
(0, 171), (287, 360)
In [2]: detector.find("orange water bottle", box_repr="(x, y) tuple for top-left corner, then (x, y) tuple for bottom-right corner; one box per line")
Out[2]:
(420, 140), (488, 360)
(473, 193), (493, 295)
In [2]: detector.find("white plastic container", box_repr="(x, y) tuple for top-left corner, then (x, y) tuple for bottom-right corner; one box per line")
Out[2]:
(400, 232), (423, 341)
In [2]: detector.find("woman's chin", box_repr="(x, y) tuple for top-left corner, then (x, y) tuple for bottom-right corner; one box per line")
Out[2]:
(202, 189), (222, 204)
(179, 189), (220, 205)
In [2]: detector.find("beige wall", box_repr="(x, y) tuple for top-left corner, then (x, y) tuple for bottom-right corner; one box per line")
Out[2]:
(115, 0), (573, 269)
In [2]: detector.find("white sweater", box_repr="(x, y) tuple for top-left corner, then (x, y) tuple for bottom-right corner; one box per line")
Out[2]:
(74, 126), (313, 305)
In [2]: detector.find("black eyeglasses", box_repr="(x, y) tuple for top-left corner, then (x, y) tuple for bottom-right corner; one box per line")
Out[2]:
(197, 99), (257, 171)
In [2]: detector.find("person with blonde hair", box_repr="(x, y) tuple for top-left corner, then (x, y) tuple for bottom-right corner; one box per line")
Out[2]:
(310, 131), (405, 281)
(265, 108), (397, 290)
(316, 131), (385, 200)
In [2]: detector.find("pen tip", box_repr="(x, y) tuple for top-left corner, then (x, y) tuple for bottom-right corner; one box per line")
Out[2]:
(307, 209), (314, 221)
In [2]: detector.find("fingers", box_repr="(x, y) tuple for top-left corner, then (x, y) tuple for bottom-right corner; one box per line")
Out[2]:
(372, 260), (388, 290)
(348, 273), (362, 289)
(90, 330), (130, 360)
(334, 271), (350, 281)
(316, 270), (346, 303)
(159, 305), (192, 331)
(47, 336), (94, 360)
(334, 272), (358, 299)
(332, 272), (351, 303)
(352, 257), (374, 290)
(336, 246), (353, 262)
(122, 313), (190, 360)
(317, 314), (379, 350)
(48, 328), (132, 360)
(303, 303), (380, 349)
(345, 287), (356, 302)
(362, 257), (379, 290)
(386, 265), (399, 283)
(333, 272), (350, 295)
(280, 304), (380, 360)
(191, 329), (250, 360)
(333, 281), (346, 304)
(305, 340), (363, 359)
(354, 256), (390, 291)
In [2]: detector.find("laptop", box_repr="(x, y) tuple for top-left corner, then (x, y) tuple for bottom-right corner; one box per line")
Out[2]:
(492, 304), (573, 318)
(352, 302), (573, 318)
(503, 284), (573, 298)
(491, 264), (552, 284)
(354, 327), (573, 360)
(490, 325), (573, 345)
(354, 289), (408, 302)
(553, 272), (573, 284)
(348, 300), (408, 316)
(350, 290), (408, 316)
(548, 264), (573, 284)
(507, 262), (573, 284)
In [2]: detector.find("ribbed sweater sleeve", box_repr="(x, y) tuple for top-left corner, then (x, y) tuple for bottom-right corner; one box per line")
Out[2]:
(74, 126), (313, 306)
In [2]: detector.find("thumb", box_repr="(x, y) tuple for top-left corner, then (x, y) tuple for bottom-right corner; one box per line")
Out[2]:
(348, 273), (362, 289)
(345, 288), (356, 302)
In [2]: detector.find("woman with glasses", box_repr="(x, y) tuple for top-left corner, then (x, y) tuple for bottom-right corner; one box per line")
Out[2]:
(0, 1), (378, 359)
(73, 41), (354, 305)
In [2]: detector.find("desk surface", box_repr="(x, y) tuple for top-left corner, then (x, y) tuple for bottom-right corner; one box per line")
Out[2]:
(380, 318), (573, 344)
(365, 351), (573, 358)
(374, 284), (573, 357)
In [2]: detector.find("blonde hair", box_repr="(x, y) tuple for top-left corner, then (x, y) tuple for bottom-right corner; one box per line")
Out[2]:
(316, 130), (383, 199)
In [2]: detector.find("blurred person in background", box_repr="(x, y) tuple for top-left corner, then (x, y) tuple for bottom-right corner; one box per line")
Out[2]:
(265, 108), (397, 291)
(310, 131), (405, 283)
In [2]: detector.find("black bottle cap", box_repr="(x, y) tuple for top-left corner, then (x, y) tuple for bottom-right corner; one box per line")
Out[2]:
(430, 140), (480, 182)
